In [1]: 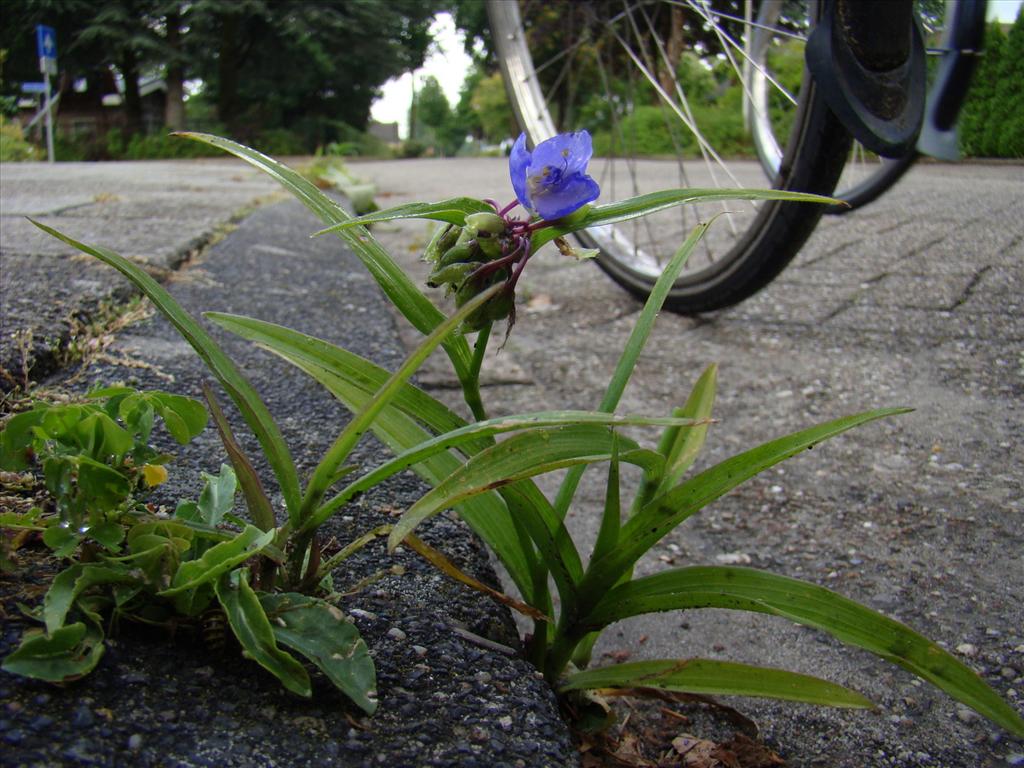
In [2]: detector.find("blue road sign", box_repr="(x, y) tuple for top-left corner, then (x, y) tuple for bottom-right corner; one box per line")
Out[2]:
(36, 25), (57, 74)
(21, 82), (47, 94)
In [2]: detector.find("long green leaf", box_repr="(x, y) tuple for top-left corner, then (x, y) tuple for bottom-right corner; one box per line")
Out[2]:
(388, 425), (660, 551)
(312, 411), (704, 531)
(561, 658), (873, 708)
(581, 566), (1024, 736)
(658, 363), (718, 491)
(1, 623), (104, 682)
(260, 593), (377, 714)
(208, 312), (543, 603)
(215, 570), (310, 697)
(177, 132), (474, 382)
(632, 363), (719, 513)
(313, 198), (492, 235)
(591, 434), (621, 565)
(298, 283), (503, 520)
(553, 219), (714, 518)
(207, 312), (483, 453)
(582, 407), (911, 599)
(160, 525), (274, 597)
(282, 356), (537, 602)
(28, 219), (303, 517)
(532, 188), (841, 250)
(203, 386), (276, 532)
(211, 310), (560, 611)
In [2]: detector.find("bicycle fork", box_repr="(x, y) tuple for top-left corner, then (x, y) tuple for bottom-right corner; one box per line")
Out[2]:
(805, 0), (927, 158)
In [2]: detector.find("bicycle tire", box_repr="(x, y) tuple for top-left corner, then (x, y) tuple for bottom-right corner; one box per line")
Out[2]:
(487, 0), (852, 314)
(753, 0), (986, 215)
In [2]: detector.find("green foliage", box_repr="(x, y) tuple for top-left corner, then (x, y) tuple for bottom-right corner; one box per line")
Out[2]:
(0, 386), (207, 555)
(0, 1), (442, 150)
(960, 14), (1024, 158)
(324, 123), (392, 158)
(11, 133), (1023, 740)
(592, 94), (751, 159)
(304, 153), (1020, 736)
(302, 157), (379, 215)
(0, 118), (36, 161)
(471, 72), (517, 142)
(2, 467), (372, 712)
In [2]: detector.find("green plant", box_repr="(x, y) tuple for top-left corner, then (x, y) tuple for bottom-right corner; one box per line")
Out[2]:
(302, 156), (378, 215)
(0, 386), (207, 556)
(10, 130), (1023, 741)
(0, 119), (37, 162)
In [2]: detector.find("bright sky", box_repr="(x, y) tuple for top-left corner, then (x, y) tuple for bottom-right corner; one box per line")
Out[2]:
(370, 13), (473, 140)
(990, 0), (1023, 21)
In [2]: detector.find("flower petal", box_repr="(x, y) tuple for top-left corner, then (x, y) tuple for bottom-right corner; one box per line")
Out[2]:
(562, 131), (594, 175)
(509, 133), (532, 211)
(528, 130), (593, 179)
(533, 172), (601, 220)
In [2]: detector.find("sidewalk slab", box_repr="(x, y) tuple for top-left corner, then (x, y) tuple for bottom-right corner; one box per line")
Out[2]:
(1, 160), (278, 389)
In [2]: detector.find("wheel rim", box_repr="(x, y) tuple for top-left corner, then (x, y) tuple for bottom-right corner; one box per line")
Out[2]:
(749, 0), (953, 206)
(489, 0), (824, 284)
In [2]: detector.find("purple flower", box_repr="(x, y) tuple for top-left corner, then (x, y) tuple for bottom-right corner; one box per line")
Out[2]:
(509, 131), (600, 220)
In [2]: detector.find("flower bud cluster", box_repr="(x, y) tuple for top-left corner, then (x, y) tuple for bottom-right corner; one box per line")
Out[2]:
(425, 212), (518, 331)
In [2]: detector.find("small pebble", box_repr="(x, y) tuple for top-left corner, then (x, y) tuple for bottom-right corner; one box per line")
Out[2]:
(4, 729), (24, 746)
(387, 627), (407, 641)
(955, 705), (980, 724)
(956, 643), (978, 657)
(714, 551), (751, 565)
(350, 609), (378, 621)
(29, 715), (54, 732)
(412, 645), (428, 657)
(71, 706), (95, 728)
(498, 715), (513, 730)
(1004, 753), (1024, 767)
(128, 734), (143, 751)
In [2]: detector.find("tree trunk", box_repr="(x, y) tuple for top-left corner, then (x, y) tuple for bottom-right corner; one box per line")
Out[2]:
(121, 48), (144, 136)
(658, 4), (685, 98)
(164, 7), (185, 130)
(217, 11), (240, 131)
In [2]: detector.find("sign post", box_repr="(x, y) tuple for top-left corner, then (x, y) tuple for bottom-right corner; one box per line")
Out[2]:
(36, 25), (57, 163)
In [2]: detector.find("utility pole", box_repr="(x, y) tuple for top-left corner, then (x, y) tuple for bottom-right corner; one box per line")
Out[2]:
(36, 25), (57, 163)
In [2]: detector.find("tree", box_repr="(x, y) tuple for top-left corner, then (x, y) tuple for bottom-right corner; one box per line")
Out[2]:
(471, 71), (516, 142)
(416, 75), (451, 131)
(995, 11), (1024, 157)
(1, 0), (444, 150)
(960, 22), (1006, 156)
(186, 0), (437, 143)
(74, 0), (165, 136)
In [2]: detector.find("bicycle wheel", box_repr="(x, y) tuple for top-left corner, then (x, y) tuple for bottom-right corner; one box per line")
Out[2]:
(751, 0), (983, 213)
(487, 0), (852, 315)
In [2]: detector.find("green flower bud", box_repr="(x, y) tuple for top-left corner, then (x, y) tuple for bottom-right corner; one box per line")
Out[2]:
(485, 287), (515, 321)
(424, 224), (460, 264)
(427, 261), (482, 289)
(438, 242), (476, 267)
(464, 212), (506, 237)
(476, 234), (504, 261)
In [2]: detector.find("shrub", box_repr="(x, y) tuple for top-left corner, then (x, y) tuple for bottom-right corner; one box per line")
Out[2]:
(0, 120), (36, 162)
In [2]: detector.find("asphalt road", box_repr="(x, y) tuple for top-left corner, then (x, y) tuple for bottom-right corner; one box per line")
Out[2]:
(2, 155), (1022, 767)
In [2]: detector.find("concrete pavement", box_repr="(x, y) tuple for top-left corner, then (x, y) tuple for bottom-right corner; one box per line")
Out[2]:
(0, 159), (280, 387)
